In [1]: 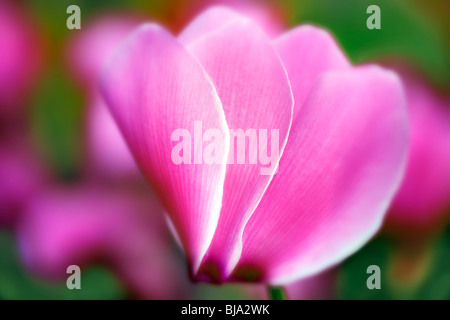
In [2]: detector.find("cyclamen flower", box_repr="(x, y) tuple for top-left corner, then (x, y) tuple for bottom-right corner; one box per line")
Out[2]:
(0, 0), (43, 119)
(101, 7), (409, 284)
(387, 70), (450, 233)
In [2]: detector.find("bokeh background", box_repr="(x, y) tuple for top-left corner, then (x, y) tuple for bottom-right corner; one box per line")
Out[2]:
(0, 0), (449, 299)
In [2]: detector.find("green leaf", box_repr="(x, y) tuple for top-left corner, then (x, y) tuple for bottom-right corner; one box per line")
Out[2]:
(288, 0), (449, 84)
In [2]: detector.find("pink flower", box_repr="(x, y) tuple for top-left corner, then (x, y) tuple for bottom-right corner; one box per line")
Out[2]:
(0, 138), (45, 227)
(100, 7), (409, 285)
(0, 1), (44, 119)
(387, 70), (450, 233)
(17, 185), (189, 299)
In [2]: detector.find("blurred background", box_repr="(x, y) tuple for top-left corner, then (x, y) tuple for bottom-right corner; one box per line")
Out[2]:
(0, 0), (449, 299)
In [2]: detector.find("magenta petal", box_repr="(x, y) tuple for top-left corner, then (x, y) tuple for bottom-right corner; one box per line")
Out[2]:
(274, 25), (350, 121)
(182, 17), (293, 281)
(234, 66), (409, 284)
(100, 24), (229, 273)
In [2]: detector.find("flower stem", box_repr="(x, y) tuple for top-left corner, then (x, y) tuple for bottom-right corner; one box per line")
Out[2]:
(268, 286), (287, 300)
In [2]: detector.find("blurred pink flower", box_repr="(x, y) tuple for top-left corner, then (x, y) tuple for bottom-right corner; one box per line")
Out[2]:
(387, 70), (450, 233)
(67, 15), (144, 89)
(0, 0), (44, 119)
(101, 7), (409, 285)
(67, 15), (144, 178)
(283, 269), (337, 300)
(17, 185), (189, 299)
(0, 138), (46, 227)
(67, 5), (283, 179)
(252, 268), (337, 299)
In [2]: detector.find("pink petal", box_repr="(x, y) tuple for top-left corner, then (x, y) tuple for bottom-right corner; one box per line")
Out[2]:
(100, 24), (229, 274)
(183, 17), (293, 281)
(233, 66), (409, 285)
(388, 71), (450, 230)
(274, 25), (350, 121)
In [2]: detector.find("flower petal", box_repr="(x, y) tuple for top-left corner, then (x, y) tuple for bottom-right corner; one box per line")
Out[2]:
(274, 25), (350, 121)
(233, 66), (409, 285)
(100, 23), (229, 274)
(184, 18), (293, 281)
